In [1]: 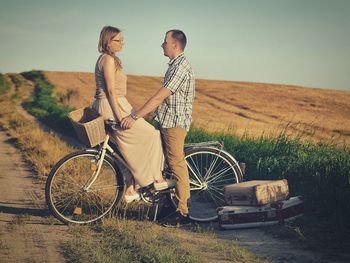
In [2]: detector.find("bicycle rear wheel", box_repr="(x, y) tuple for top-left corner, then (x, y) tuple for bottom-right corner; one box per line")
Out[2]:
(177, 147), (243, 222)
(45, 150), (124, 224)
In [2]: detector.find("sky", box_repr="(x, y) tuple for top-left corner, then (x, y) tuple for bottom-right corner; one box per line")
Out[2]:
(0, 0), (349, 91)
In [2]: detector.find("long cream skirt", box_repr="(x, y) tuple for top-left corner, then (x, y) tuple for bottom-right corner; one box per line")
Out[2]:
(92, 97), (164, 187)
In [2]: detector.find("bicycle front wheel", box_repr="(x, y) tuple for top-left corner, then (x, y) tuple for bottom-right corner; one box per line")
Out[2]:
(185, 147), (243, 222)
(45, 150), (124, 224)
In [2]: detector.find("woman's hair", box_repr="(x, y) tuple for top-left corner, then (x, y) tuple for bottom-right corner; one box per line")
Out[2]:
(98, 26), (122, 70)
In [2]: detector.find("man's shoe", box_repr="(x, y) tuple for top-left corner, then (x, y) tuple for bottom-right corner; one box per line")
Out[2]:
(154, 179), (176, 191)
(160, 210), (192, 227)
(124, 192), (141, 203)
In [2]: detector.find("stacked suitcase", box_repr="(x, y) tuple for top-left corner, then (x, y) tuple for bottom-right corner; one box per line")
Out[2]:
(218, 179), (304, 230)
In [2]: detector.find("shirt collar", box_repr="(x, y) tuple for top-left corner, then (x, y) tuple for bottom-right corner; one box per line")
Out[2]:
(168, 52), (184, 66)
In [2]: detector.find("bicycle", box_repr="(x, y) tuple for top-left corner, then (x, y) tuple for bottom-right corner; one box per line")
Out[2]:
(45, 119), (243, 224)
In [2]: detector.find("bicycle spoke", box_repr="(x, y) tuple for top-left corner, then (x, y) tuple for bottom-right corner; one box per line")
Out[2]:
(52, 177), (81, 187)
(52, 192), (78, 207)
(206, 188), (223, 207)
(186, 158), (203, 185)
(209, 177), (237, 187)
(85, 195), (94, 216)
(190, 186), (203, 191)
(58, 194), (79, 215)
(206, 166), (233, 184)
(208, 185), (224, 196)
(88, 191), (106, 215)
(89, 178), (118, 188)
(89, 176), (120, 186)
(189, 155), (204, 180)
(81, 172), (98, 188)
(88, 185), (119, 192)
(189, 179), (202, 188)
(203, 153), (221, 181)
(59, 170), (85, 186)
(83, 193), (101, 216)
(51, 187), (78, 198)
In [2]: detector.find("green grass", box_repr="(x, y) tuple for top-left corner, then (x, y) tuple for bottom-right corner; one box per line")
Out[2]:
(63, 220), (200, 263)
(187, 127), (350, 228)
(21, 70), (73, 134)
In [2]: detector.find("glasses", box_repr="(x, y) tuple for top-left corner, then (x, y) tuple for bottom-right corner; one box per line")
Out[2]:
(112, 39), (124, 43)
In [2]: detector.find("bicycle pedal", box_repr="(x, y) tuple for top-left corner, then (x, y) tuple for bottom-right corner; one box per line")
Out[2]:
(155, 188), (174, 194)
(138, 184), (154, 194)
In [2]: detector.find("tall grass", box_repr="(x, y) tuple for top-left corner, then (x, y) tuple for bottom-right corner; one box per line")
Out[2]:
(187, 127), (350, 227)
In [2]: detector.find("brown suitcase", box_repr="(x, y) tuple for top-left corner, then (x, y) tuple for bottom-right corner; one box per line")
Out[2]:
(224, 179), (289, 206)
(218, 196), (304, 230)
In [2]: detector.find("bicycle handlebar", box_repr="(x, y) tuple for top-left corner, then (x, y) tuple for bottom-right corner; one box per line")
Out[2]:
(105, 119), (121, 130)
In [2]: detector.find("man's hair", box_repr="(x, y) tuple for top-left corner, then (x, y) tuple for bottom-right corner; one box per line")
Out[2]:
(167, 29), (187, 50)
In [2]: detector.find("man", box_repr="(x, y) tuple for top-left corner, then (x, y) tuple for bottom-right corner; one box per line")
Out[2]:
(121, 29), (195, 224)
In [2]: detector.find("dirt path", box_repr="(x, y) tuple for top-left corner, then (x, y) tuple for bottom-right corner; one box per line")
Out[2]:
(214, 224), (328, 263)
(0, 129), (69, 263)
(15, 104), (83, 149)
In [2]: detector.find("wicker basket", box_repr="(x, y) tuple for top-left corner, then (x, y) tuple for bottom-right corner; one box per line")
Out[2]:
(68, 107), (106, 147)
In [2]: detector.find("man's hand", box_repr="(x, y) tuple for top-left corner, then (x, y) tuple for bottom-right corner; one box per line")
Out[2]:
(121, 115), (135, 129)
(120, 87), (171, 130)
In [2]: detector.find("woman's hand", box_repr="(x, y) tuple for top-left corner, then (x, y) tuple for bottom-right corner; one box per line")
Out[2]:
(121, 115), (135, 129)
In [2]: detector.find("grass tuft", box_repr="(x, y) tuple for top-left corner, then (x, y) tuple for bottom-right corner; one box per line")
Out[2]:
(63, 219), (200, 263)
(63, 219), (268, 263)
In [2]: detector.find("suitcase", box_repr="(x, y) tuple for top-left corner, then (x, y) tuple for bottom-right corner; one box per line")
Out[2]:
(224, 179), (289, 206)
(218, 196), (304, 230)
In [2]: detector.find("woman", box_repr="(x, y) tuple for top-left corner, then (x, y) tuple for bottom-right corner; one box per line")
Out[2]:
(92, 26), (168, 203)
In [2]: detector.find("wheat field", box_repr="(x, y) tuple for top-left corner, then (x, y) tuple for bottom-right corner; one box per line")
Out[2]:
(44, 71), (350, 145)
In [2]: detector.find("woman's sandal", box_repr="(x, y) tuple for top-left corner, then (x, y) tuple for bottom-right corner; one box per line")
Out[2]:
(154, 179), (176, 191)
(124, 192), (141, 203)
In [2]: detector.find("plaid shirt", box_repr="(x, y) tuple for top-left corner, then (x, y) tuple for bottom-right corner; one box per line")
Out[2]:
(154, 53), (195, 131)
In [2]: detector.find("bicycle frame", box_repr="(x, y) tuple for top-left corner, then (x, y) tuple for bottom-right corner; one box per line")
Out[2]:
(83, 134), (127, 192)
(84, 133), (242, 193)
